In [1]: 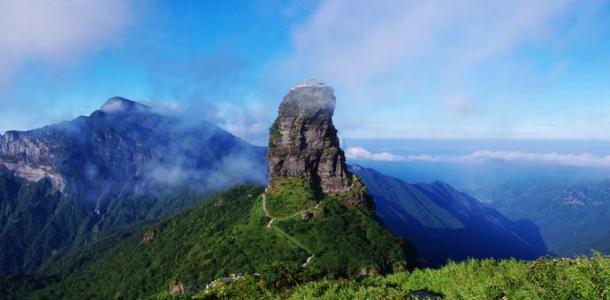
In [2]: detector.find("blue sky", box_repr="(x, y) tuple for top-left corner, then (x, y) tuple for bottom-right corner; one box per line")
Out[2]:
(1, 0), (610, 145)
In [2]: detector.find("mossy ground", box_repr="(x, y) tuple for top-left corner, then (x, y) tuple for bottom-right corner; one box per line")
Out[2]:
(265, 177), (319, 218)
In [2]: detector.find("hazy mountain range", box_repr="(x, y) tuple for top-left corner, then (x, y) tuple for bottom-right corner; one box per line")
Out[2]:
(0, 97), (266, 274)
(351, 165), (546, 266)
(484, 178), (610, 257)
(0, 97), (551, 276)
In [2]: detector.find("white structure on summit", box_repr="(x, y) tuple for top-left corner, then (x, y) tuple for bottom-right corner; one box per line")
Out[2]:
(292, 79), (326, 89)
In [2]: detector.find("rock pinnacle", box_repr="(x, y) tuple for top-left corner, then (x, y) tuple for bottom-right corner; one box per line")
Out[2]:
(267, 80), (369, 207)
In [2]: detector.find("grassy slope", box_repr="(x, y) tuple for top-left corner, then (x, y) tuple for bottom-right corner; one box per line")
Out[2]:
(32, 182), (414, 299)
(291, 257), (610, 299)
(180, 256), (610, 300)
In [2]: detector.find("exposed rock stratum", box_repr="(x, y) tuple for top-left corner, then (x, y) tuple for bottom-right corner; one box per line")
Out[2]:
(267, 79), (369, 207)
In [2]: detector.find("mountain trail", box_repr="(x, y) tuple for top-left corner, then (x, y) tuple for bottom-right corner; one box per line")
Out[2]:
(261, 194), (275, 228)
(302, 254), (315, 267)
(261, 193), (314, 267)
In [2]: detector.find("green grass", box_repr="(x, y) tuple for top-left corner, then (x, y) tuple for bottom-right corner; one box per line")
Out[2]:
(266, 178), (319, 217)
(184, 255), (610, 300)
(270, 225), (313, 254)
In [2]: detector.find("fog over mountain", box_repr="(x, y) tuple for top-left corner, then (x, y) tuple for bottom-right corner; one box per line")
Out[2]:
(0, 97), (266, 274)
(344, 138), (610, 192)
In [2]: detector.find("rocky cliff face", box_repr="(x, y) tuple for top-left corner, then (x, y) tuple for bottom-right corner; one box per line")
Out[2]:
(267, 80), (369, 207)
(0, 125), (65, 189)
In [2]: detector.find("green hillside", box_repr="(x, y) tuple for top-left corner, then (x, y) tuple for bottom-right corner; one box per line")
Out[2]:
(0, 168), (65, 275)
(0, 165), (209, 276)
(29, 183), (414, 299)
(153, 255), (610, 299)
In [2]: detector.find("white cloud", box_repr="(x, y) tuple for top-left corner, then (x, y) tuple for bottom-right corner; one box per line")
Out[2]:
(100, 99), (127, 113)
(220, 106), (272, 146)
(345, 147), (405, 161)
(281, 0), (577, 104)
(0, 0), (133, 88)
(346, 146), (610, 167)
(445, 95), (480, 115)
(453, 150), (610, 167)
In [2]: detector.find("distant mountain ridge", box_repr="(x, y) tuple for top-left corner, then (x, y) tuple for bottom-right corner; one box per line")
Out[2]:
(487, 178), (610, 256)
(0, 97), (266, 275)
(351, 165), (547, 266)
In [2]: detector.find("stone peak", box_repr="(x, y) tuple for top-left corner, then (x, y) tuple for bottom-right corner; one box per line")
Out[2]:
(291, 79), (328, 90)
(100, 97), (150, 113)
(281, 80), (336, 117)
(268, 81), (370, 207)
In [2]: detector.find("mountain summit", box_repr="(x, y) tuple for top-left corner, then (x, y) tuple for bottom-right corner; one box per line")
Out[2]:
(100, 96), (150, 113)
(0, 97), (266, 275)
(267, 80), (368, 207)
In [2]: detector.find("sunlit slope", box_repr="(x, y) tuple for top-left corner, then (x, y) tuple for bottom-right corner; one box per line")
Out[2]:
(35, 183), (414, 299)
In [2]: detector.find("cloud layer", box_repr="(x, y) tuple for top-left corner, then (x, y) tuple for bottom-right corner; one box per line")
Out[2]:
(345, 147), (405, 162)
(0, 0), (133, 88)
(285, 0), (574, 94)
(346, 146), (610, 167)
